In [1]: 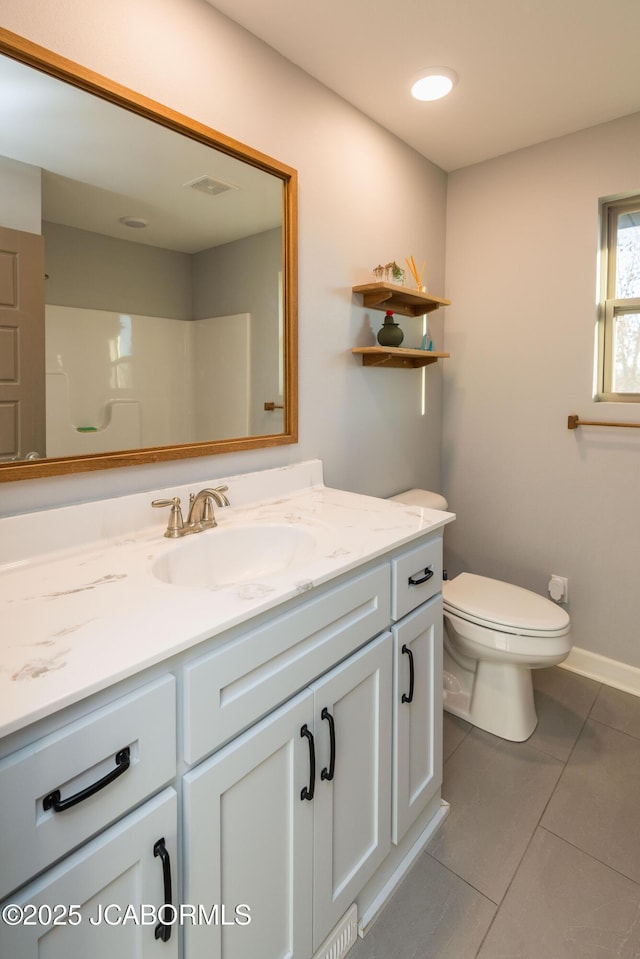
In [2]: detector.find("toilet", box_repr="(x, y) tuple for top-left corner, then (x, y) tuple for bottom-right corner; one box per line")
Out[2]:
(389, 489), (572, 742)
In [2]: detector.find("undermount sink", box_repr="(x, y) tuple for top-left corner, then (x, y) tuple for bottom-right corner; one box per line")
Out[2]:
(151, 524), (317, 588)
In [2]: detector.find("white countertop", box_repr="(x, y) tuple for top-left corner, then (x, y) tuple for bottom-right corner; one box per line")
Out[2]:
(0, 462), (454, 739)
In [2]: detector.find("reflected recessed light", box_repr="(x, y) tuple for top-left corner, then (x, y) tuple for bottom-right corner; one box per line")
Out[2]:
(119, 216), (148, 229)
(411, 67), (458, 101)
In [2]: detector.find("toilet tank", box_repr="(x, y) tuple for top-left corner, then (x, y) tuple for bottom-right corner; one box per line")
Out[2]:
(388, 488), (449, 511)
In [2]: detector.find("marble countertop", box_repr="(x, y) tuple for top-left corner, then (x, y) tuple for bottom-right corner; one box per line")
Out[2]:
(0, 462), (454, 739)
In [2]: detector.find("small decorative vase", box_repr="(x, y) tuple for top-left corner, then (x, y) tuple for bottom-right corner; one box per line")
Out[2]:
(377, 310), (404, 347)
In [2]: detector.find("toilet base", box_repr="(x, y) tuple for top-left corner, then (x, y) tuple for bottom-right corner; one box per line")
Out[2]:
(443, 655), (538, 742)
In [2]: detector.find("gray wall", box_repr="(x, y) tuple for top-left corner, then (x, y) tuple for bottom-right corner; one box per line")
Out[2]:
(43, 222), (281, 325)
(2, 0), (447, 517)
(5, 0), (638, 674)
(444, 112), (640, 669)
(43, 222), (192, 319)
(192, 228), (281, 320)
(0, 156), (41, 234)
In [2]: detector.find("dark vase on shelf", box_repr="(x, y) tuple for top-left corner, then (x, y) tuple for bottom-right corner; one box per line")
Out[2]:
(377, 310), (404, 347)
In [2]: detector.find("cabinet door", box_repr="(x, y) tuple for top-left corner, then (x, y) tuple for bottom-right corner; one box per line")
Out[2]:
(392, 597), (443, 844)
(183, 689), (314, 959)
(311, 631), (392, 949)
(0, 788), (177, 959)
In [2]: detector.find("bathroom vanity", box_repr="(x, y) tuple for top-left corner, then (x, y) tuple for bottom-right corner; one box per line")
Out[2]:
(0, 461), (454, 959)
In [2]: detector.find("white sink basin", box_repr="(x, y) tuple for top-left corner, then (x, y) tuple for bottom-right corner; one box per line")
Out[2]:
(152, 524), (317, 588)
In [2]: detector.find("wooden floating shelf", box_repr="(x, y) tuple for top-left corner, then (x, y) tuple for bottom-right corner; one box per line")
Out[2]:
(352, 347), (450, 369)
(352, 282), (451, 317)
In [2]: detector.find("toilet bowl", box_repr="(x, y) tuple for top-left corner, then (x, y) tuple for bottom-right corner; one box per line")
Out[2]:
(388, 489), (572, 741)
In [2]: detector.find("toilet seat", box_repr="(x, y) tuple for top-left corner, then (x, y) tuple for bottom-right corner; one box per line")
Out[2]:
(443, 573), (570, 638)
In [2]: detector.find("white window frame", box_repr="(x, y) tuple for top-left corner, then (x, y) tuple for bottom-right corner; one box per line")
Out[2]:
(597, 196), (640, 402)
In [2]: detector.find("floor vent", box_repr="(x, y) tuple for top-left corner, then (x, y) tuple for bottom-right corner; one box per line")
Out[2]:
(313, 904), (358, 959)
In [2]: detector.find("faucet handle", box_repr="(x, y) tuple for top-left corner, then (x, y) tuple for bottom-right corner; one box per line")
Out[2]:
(212, 485), (230, 506)
(152, 496), (184, 538)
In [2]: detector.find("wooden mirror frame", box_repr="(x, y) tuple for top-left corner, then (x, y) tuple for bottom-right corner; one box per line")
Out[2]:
(0, 28), (298, 483)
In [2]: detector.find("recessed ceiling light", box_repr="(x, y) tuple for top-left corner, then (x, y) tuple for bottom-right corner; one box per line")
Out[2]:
(411, 67), (458, 102)
(119, 216), (148, 229)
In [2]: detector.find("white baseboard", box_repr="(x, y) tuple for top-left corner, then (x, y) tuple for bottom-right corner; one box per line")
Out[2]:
(560, 646), (640, 697)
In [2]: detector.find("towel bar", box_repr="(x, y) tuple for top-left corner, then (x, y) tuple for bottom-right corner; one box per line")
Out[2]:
(568, 414), (640, 430)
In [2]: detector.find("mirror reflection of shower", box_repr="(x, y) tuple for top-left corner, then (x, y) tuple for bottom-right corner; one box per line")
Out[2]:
(44, 306), (261, 456)
(111, 315), (133, 391)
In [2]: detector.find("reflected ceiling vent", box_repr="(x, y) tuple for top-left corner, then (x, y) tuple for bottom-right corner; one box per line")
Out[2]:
(184, 175), (238, 197)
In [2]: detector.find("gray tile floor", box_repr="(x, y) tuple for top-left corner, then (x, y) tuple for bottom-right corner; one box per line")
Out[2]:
(350, 667), (640, 959)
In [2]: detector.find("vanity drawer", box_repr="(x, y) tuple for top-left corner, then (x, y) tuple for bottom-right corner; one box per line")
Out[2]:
(391, 536), (442, 620)
(183, 564), (390, 764)
(0, 675), (176, 900)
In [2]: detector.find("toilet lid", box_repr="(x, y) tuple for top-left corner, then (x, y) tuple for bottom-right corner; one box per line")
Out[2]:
(443, 573), (570, 635)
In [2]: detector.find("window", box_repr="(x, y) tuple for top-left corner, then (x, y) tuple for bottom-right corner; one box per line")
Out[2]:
(598, 196), (640, 401)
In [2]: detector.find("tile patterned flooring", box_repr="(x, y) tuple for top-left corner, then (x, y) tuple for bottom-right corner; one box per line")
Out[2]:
(349, 667), (640, 959)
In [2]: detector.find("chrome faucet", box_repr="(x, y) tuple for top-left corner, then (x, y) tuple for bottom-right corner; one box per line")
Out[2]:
(152, 485), (229, 538)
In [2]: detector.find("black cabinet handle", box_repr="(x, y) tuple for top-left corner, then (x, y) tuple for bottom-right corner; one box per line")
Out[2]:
(300, 724), (316, 801)
(320, 707), (336, 781)
(153, 838), (173, 942)
(408, 566), (434, 587)
(401, 644), (415, 704)
(43, 746), (131, 813)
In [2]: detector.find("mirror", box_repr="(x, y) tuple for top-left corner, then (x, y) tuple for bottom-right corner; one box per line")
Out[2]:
(0, 28), (298, 483)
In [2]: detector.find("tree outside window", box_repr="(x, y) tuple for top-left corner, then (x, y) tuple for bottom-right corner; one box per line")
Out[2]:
(599, 198), (640, 399)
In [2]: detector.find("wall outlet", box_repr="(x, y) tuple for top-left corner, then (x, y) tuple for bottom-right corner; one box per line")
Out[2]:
(548, 574), (569, 603)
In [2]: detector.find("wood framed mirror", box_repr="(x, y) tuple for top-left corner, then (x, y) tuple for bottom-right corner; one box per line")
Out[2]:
(0, 28), (298, 483)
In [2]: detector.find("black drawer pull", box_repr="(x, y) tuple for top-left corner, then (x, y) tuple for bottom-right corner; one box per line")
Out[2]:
(43, 746), (131, 813)
(300, 724), (316, 801)
(153, 837), (173, 942)
(408, 566), (434, 587)
(401, 644), (415, 704)
(320, 707), (336, 782)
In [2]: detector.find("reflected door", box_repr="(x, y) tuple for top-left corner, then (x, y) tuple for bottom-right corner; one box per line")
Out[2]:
(0, 225), (45, 460)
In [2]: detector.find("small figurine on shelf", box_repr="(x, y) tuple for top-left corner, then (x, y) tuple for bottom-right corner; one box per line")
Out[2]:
(377, 310), (404, 347)
(388, 261), (405, 285)
(372, 261), (405, 285)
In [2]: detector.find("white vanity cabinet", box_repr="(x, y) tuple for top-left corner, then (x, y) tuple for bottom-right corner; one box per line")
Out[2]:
(311, 631), (392, 945)
(0, 675), (176, 900)
(182, 532), (446, 959)
(392, 597), (443, 843)
(183, 689), (314, 959)
(390, 536), (444, 844)
(182, 565), (390, 765)
(183, 630), (392, 959)
(0, 789), (178, 959)
(0, 467), (453, 959)
(0, 676), (178, 958)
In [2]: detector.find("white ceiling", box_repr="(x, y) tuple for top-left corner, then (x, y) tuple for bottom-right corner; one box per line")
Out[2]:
(0, 55), (282, 252)
(207, 0), (640, 172)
